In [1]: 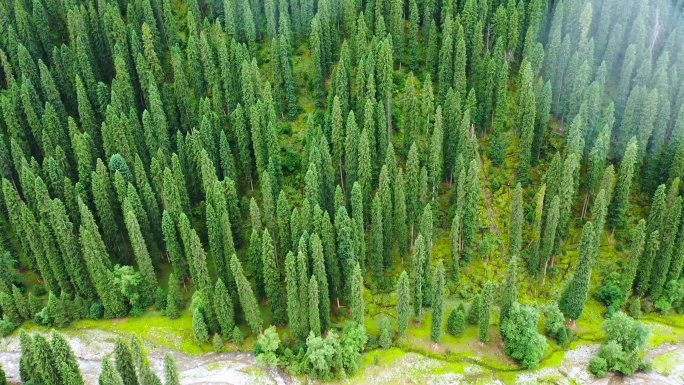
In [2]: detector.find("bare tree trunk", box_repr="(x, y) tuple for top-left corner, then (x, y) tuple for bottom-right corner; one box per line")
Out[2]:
(581, 193), (590, 219)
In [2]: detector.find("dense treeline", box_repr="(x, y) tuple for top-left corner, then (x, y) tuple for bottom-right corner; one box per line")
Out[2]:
(0, 0), (682, 379)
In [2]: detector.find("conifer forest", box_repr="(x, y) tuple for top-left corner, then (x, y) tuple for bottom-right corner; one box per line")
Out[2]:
(2, 0), (684, 383)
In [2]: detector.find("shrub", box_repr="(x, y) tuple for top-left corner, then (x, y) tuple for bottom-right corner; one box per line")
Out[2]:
(589, 356), (608, 377)
(89, 302), (104, 319)
(446, 305), (465, 336)
(654, 280), (684, 314)
(33, 307), (51, 326)
(155, 287), (167, 311)
(378, 317), (393, 348)
(232, 326), (244, 345)
(544, 302), (569, 346)
(255, 326), (281, 366)
(501, 303), (547, 369)
(588, 312), (650, 376)
(466, 295), (480, 325)
(0, 317), (15, 336)
(305, 331), (341, 380)
(33, 284), (47, 296)
(594, 272), (624, 314)
(212, 334), (224, 351)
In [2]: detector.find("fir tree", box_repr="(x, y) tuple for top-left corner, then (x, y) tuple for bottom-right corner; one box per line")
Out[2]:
(163, 353), (181, 385)
(230, 254), (263, 334)
(370, 194), (384, 282)
(310, 234), (331, 331)
(114, 337), (139, 385)
(261, 229), (287, 325)
(430, 261), (446, 343)
(350, 263), (364, 325)
(396, 271), (410, 338)
(166, 273), (182, 319)
(308, 275), (321, 336)
(500, 256), (518, 333)
(447, 304), (466, 336)
(33, 334), (61, 385)
(509, 184), (524, 258)
(412, 235), (425, 323)
(609, 138), (638, 230)
(214, 279), (235, 336)
(285, 251), (302, 340)
(559, 222), (594, 322)
(192, 307), (209, 344)
(99, 356), (124, 385)
(479, 281), (493, 343)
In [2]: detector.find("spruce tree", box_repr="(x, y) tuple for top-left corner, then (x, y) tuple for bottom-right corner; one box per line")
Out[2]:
(412, 235), (425, 323)
(284, 251), (302, 341)
(350, 263), (364, 325)
(166, 273), (182, 319)
(447, 304), (466, 336)
(261, 229), (287, 325)
(450, 213), (461, 284)
(559, 222), (594, 322)
(114, 337), (139, 385)
(637, 185), (666, 296)
(124, 207), (157, 308)
(478, 282), (493, 342)
(500, 256), (518, 333)
(192, 307), (209, 344)
(230, 254), (263, 334)
(99, 356), (125, 385)
(430, 260), (445, 343)
(396, 271), (410, 338)
(297, 247), (310, 338)
(310, 234), (330, 331)
(509, 184), (523, 258)
(214, 279), (235, 336)
(609, 138), (638, 230)
(163, 352), (181, 385)
(33, 334), (61, 385)
(370, 194), (384, 282)
(308, 275), (321, 336)
(463, 160), (481, 262)
(622, 220), (647, 301)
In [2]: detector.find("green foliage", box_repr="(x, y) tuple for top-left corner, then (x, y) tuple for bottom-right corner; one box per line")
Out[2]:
(163, 353), (181, 385)
(396, 271), (410, 338)
(501, 303), (547, 369)
(114, 337), (140, 385)
(192, 308), (209, 344)
(559, 222), (594, 320)
(478, 282), (493, 342)
(466, 294), (481, 326)
(589, 312), (650, 377)
(255, 326), (281, 366)
(544, 302), (569, 346)
(379, 316), (393, 348)
(446, 304), (466, 336)
(595, 272), (625, 315)
(500, 256), (518, 332)
(430, 260), (446, 343)
(232, 326), (244, 346)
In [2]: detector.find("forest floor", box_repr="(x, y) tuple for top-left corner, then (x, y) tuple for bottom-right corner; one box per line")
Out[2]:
(1, 306), (684, 384)
(0, 310), (684, 385)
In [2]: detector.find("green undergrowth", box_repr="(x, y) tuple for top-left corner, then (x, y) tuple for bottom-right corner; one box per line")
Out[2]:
(652, 349), (684, 376)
